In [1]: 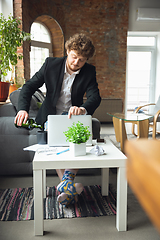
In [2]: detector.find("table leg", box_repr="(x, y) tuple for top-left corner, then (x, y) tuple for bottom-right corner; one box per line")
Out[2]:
(119, 119), (127, 153)
(113, 117), (127, 153)
(113, 117), (121, 142)
(116, 167), (127, 231)
(101, 168), (109, 196)
(43, 169), (46, 199)
(33, 169), (44, 236)
(137, 119), (149, 138)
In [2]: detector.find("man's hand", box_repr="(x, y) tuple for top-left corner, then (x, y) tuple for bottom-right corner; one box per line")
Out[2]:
(68, 106), (86, 119)
(14, 110), (29, 126)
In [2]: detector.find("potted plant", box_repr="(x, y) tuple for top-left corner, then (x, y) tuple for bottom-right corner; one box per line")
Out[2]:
(0, 13), (30, 101)
(64, 121), (91, 156)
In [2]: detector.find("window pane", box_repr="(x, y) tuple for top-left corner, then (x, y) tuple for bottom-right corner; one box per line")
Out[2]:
(30, 46), (49, 93)
(31, 22), (50, 43)
(30, 46), (49, 76)
(30, 22), (52, 93)
(127, 51), (151, 110)
(127, 37), (155, 46)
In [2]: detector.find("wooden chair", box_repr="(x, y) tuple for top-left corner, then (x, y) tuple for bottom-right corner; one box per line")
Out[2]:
(132, 96), (160, 139)
(125, 139), (160, 234)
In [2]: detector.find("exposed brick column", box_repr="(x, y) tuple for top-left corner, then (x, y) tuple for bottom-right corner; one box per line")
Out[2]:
(13, 0), (25, 86)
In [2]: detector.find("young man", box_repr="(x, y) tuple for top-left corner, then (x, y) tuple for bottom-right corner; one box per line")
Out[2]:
(15, 33), (101, 206)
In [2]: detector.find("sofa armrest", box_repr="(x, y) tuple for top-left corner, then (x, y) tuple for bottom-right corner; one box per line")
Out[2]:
(0, 103), (16, 117)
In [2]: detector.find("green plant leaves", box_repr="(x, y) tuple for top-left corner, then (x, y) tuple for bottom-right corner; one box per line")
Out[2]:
(64, 121), (91, 144)
(0, 13), (30, 78)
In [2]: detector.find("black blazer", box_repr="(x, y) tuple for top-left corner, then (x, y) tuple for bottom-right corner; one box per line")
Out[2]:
(18, 57), (101, 125)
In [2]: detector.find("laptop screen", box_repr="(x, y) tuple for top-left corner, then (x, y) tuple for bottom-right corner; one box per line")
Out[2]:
(47, 115), (92, 146)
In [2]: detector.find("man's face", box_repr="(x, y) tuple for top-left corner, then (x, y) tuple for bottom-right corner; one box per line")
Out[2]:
(66, 50), (87, 72)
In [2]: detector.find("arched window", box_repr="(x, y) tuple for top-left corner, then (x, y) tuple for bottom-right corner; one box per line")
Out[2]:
(30, 22), (53, 92)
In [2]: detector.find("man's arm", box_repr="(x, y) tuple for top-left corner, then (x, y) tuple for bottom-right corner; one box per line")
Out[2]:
(15, 58), (49, 125)
(17, 59), (48, 113)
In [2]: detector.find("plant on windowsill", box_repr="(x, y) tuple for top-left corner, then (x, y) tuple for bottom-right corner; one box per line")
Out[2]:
(0, 13), (30, 101)
(64, 121), (91, 157)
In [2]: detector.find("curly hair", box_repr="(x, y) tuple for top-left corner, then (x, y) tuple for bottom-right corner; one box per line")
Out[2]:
(65, 33), (95, 59)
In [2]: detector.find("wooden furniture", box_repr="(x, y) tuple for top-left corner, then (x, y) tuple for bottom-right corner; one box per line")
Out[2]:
(132, 98), (160, 138)
(125, 139), (160, 234)
(0, 99), (10, 107)
(0, 102), (6, 107)
(107, 113), (153, 153)
(33, 140), (127, 235)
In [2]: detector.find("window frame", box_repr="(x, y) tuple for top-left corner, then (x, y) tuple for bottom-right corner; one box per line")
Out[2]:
(30, 21), (53, 58)
(125, 33), (157, 113)
(30, 21), (53, 93)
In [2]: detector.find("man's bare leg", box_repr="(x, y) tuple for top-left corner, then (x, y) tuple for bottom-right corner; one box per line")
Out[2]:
(56, 169), (79, 180)
(56, 169), (65, 181)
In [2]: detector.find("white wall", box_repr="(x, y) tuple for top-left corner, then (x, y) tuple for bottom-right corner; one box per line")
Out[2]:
(0, 0), (13, 17)
(129, 0), (160, 101)
(129, 0), (160, 32)
(127, 0), (160, 132)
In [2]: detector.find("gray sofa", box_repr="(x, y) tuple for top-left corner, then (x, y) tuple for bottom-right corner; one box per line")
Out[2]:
(0, 89), (101, 176)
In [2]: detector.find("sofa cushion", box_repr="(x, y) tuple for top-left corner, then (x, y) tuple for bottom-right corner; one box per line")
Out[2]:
(9, 88), (45, 112)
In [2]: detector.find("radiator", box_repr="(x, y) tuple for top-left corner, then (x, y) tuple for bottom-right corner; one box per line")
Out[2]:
(92, 98), (123, 122)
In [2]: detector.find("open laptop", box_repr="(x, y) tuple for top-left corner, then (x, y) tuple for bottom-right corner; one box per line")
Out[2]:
(47, 115), (92, 146)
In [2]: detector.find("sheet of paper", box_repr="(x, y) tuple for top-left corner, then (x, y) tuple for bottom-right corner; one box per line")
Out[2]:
(23, 144), (69, 155)
(23, 144), (48, 151)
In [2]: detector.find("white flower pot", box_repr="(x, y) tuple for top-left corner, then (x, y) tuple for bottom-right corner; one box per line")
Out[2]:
(70, 142), (86, 157)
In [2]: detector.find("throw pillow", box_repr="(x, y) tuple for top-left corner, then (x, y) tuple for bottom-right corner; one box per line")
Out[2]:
(10, 88), (45, 112)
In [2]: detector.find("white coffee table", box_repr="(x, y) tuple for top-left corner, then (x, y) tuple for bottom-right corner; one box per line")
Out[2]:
(33, 139), (127, 235)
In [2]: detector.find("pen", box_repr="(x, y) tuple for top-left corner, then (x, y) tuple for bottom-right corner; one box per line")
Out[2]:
(56, 148), (69, 155)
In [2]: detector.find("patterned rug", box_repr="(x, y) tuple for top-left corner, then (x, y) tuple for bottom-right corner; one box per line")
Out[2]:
(0, 185), (116, 221)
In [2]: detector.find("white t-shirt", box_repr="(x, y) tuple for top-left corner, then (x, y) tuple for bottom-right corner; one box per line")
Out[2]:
(56, 62), (80, 115)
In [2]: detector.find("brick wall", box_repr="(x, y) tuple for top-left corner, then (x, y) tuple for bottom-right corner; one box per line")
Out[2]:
(13, 0), (129, 110)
